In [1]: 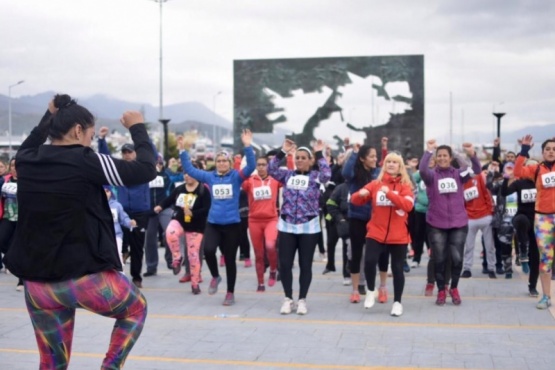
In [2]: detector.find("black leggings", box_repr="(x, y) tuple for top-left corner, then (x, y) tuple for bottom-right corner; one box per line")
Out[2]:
(365, 239), (407, 303)
(278, 231), (318, 300)
(203, 222), (241, 293)
(411, 211), (429, 263)
(512, 214), (540, 290)
(349, 218), (388, 274)
(428, 225), (468, 290)
(238, 217), (250, 259)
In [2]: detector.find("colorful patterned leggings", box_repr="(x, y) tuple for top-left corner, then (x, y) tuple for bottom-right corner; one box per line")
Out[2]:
(166, 220), (203, 286)
(249, 218), (278, 285)
(535, 213), (555, 274)
(24, 270), (147, 370)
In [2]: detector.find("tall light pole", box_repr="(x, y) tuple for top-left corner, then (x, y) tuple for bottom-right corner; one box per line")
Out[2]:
(212, 91), (222, 150)
(8, 80), (25, 157)
(152, 0), (169, 159)
(493, 112), (505, 139)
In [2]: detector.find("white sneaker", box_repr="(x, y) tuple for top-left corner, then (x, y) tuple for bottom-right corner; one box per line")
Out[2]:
(296, 299), (308, 315)
(343, 277), (352, 286)
(391, 301), (403, 317)
(320, 253), (328, 263)
(16, 285), (23, 292)
(364, 290), (375, 309)
(410, 261), (419, 268)
(280, 298), (294, 315)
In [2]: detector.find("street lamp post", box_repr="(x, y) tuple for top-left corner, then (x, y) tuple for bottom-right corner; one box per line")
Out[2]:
(212, 91), (222, 151)
(152, 0), (169, 159)
(8, 80), (25, 157)
(493, 112), (505, 139)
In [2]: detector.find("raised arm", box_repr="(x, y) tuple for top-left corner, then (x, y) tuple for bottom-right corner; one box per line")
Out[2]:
(313, 139), (331, 183)
(419, 140), (437, 186)
(18, 100), (56, 151)
(341, 148), (357, 181)
(268, 138), (296, 183)
(514, 135), (536, 180)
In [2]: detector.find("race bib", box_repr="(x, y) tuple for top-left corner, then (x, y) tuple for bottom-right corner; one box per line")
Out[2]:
(253, 185), (272, 201)
(438, 178), (457, 194)
(492, 195), (497, 206)
(110, 207), (118, 222)
(175, 193), (197, 208)
(286, 175), (309, 191)
(149, 176), (164, 188)
(1, 182), (17, 195)
(521, 188), (537, 203)
(212, 184), (233, 199)
(463, 186), (479, 202)
(419, 180), (426, 190)
(174, 181), (184, 188)
(541, 172), (555, 189)
(505, 206), (517, 217)
(376, 190), (393, 207)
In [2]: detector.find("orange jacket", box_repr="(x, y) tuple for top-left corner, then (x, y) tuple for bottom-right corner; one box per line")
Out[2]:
(242, 174), (281, 220)
(351, 173), (414, 244)
(514, 155), (555, 214)
(463, 174), (493, 219)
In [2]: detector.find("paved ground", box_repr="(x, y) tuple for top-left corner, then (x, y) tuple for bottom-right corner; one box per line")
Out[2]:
(1, 242), (555, 370)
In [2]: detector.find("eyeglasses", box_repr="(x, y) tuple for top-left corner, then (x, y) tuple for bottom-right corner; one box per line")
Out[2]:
(256, 163), (267, 166)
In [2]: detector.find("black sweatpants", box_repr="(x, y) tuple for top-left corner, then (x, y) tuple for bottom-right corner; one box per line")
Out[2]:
(203, 222), (241, 293)
(278, 231), (319, 300)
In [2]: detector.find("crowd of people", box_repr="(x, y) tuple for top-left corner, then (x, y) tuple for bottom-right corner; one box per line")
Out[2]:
(1, 94), (553, 369)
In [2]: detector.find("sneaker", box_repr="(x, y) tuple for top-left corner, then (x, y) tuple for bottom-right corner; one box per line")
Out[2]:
(461, 270), (472, 278)
(515, 256), (521, 266)
(343, 278), (352, 286)
(482, 267), (489, 274)
(496, 266), (505, 275)
(244, 258), (252, 268)
(171, 257), (183, 275)
(364, 290), (375, 309)
(519, 254), (529, 263)
(410, 260), (419, 268)
(449, 288), (461, 305)
(191, 285), (201, 295)
(122, 252), (130, 264)
(296, 299), (308, 315)
(320, 253), (328, 263)
(179, 274), (192, 283)
(424, 283), (434, 297)
(276, 271), (281, 282)
(16, 284), (23, 292)
(357, 285), (366, 295)
(403, 261), (411, 273)
(208, 276), (222, 295)
(350, 292), (360, 303)
(529, 288), (539, 297)
(536, 295), (552, 310)
(378, 287), (388, 304)
(488, 271), (497, 279)
(280, 298), (295, 314)
(219, 255), (225, 267)
(521, 262), (530, 274)
(505, 273), (512, 279)
(257, 285), (265, 292)
(268, 271), (277, 287)
(143, 270), (157, 277)
(436, 289), (446, 306)
(222, 292), (235, 306)
(408, 248), (415, 258)
(322, 267), (335, 275)
(390, 301), (403, 317)
(132, 279), (143, 289)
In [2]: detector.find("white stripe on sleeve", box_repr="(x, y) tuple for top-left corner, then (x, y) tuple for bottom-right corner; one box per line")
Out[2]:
(96, 153), (124, 186)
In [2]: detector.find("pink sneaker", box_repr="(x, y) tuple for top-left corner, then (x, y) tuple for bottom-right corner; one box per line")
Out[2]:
(268, 271), (277, 287)
(219, 255), (225, 267)
(244, 258), (252, 268)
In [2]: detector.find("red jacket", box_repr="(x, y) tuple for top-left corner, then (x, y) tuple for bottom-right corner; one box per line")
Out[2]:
(351, 173), (414, 244)
(463, 174), (493, 220)
(242, 174), (281, 220)
(514, 156), (555, 214)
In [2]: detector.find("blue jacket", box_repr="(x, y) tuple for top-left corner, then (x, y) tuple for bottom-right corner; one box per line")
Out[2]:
(341, 152), (380, 221)
(180, 147), (255, 224)
(98, 137), (155, 214)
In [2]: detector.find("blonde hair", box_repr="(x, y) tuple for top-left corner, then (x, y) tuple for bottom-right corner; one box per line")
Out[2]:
(377, 152), (412, 184)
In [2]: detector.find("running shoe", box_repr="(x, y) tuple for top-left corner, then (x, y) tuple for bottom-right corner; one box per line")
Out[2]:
(449, 288), (462, 305)
(257, 285), (265, 292)
(357, 285), (366, 295)
(179, 274), (191, 283)
(222, 292), (235, 306)
(280, 298), (295, 315)
(191, 285), (201, 295)
(16, 284), (23, 292)
(364, 290), (375, 309)
(521, 262), (530, 274)
(461, 270), (472, 278)
(536, 295), (552, 310)
(296, 299), (308, 315)
(244, 258), (252, 268)
(172, 257), (183, 275)
(378, 286), (388, 304)
(436, 289), (446, 306)
(208, 276), (222, 295)
(424, 283), (434, 297)
(390, 302), (403, 317)
(529, 287), (539, 297)
(343, 278), (352, 286)
(488, 271), (497, 279)
(410, 260), (419, 268)
(350, 292), (360, 303)
(268, 271), (277, 287)
(219, 255), (225, 267)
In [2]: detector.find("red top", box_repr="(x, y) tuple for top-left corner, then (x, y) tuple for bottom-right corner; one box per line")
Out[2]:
(463, 175), (493, 219)
(242, 175), (281, 220)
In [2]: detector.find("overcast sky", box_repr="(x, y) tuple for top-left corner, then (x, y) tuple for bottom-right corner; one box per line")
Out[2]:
(1, 0), (554, 146)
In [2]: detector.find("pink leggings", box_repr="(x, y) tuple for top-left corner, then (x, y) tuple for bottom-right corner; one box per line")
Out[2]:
(249, 218), (278, 285)
(24, 270), (147, 370)
(166, 220), (203, 286)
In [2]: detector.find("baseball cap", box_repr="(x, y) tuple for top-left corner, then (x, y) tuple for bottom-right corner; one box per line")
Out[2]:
(121, 143), (135, 152)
